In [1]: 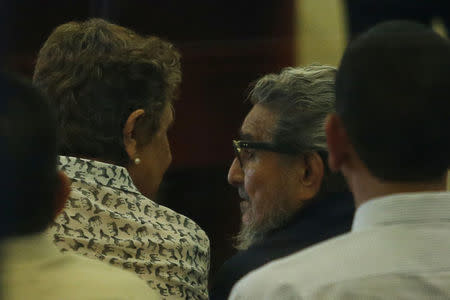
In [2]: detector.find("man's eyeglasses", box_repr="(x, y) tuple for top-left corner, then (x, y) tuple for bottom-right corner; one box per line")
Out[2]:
(232, 140), (295, 167)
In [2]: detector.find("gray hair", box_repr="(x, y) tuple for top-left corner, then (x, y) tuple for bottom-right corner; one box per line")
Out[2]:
(249, 64), (347, 194)
(234, 65), (347, 250)
(249, 65), (336, 154)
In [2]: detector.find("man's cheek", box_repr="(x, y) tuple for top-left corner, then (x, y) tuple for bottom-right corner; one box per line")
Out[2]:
(252, 193), (270, 225)
(244, 169), (262, 196)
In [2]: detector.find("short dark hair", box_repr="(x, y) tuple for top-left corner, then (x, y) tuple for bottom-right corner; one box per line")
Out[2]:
(0, 72), (58, 236)
(336, 21), (450, 181)
(33, 18), (181, 165)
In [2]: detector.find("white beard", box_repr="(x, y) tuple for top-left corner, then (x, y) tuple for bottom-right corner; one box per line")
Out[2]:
(233, 201), (293, 250)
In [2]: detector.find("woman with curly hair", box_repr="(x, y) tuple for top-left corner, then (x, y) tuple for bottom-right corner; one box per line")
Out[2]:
(34, 19), (210, 300)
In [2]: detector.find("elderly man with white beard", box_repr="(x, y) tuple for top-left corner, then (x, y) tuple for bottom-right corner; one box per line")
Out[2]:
(209, 65), (355, 300)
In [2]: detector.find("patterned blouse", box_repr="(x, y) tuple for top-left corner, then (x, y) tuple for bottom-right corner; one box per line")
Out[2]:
(47, 156), (210, 300)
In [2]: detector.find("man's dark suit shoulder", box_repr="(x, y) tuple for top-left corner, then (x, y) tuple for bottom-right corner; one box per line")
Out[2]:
(210, 192), (354, 300)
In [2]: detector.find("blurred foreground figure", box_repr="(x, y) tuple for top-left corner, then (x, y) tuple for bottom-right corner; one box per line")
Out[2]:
(230, 21), (450, 300)
(33, 19), (209, 299)
(0, 72), (158, 300)
(210, 65), (354, 299)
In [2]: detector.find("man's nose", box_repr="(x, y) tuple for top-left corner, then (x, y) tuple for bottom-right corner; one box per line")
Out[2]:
(227, 157), (244, 187)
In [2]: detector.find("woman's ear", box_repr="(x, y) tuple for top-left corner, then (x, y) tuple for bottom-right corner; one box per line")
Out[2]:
(54, 171), (71, 218)
(123, 109), (146, 160)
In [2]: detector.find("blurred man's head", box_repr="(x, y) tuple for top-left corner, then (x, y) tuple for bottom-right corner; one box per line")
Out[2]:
(0, 72), (70, 237)
(326, 21), (450, 206)
(228, 65), (347, 250)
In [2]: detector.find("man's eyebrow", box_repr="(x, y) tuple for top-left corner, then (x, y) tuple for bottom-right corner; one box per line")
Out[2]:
(238, 130), (254, 140)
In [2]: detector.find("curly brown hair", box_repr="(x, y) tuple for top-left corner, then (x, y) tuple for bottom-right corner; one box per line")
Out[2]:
(33, 18), (181, 165)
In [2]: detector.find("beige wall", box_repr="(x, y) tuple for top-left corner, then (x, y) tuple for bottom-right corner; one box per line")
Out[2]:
(294, 1), (448, 67)
(294, 0), (347, 67)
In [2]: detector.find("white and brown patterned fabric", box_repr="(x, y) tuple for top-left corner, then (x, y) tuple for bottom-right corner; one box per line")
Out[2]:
(47, 156), (210, 300)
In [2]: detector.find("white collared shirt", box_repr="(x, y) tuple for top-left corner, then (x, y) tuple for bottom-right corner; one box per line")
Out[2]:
(229, 192), (450, 300)
(1, 233), (158, 300)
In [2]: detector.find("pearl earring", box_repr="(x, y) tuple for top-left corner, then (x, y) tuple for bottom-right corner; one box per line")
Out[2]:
(134, 158), (141, 165)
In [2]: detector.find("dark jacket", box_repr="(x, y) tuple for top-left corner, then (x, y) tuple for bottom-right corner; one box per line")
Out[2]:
(210, 192), (354, 300)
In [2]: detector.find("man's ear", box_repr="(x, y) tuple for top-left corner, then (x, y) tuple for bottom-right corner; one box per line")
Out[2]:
(325, 113), (350, 172)
(301, 152), (324, 193)
(287, 153), (324, 210)
(123, 109), (146, 160)
(54, 171), (71, 218)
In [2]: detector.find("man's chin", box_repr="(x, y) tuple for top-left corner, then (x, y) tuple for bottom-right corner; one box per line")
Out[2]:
(234, 213), (267, 250)
(234, 223), (260, 251)
(241, 211), (252, 225)
(234, 208), (293, 251)
(240, 201), (252, 225)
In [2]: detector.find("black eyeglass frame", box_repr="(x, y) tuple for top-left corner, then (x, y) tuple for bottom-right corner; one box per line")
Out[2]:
(232, 139), (297, 167)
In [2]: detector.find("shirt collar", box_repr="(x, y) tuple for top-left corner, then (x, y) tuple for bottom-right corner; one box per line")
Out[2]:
(352, 191), (450, 232)
(57, 156), (140, 195)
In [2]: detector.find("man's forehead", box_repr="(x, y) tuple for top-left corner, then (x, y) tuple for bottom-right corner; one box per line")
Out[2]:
(240, 105), (278, 141)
